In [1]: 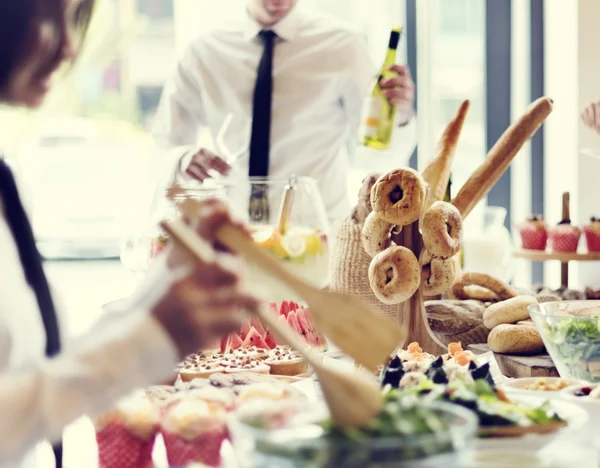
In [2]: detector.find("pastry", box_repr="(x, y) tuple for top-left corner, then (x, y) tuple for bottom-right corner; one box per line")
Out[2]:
(548, 219), (581, 252)
(95, 395), (161, 468)
(452, 97), (553, 219)
(421, 201), (463, 259)
(483, 296), (537, 329)
(361, 211), (395, 258)
(583, 216), (600, 252)
(161, 399), (228, 467)
(519, 215), (548, 250)
(421, 100), (470, 203)
(264, 346), (308, 376)
(487, 324), (545, 355)
(421, 251), (457, 297)
(352, 172), (382, 225)
(370, 168), (427, 226)
(179, 362), (225, 382)
(219, 356), (270, 375)
(586, 287), (600, 300)
(368, 245), (421, 304)
(451, 273), (518, 302)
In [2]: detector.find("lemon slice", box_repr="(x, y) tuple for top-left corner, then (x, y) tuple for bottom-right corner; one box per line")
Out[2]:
(251, 228), (275, 245)
(281, 234), (307, 259)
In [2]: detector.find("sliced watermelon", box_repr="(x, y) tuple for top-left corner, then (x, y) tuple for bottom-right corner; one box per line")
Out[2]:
(303, 307), (327, 350)
(279, 300), (291, 318)
(228, 332), (244, 351)
(240, 320), (252, 341)
(241, 326), (270, 350)
(296, 307), (319, 346)
(220, 335), (229, 353)
(288, 301), (300, 312)
(286, 311), (304, 338)
(263, 328), (279, 349)
(268, 302), (279, 316)
(249, 315), (267, 339)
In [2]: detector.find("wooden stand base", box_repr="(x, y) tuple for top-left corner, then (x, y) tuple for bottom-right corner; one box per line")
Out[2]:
(395, 221), (446, 354)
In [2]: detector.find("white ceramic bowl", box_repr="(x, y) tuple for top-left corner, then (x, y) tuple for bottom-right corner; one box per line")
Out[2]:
(475, 395), (588, 452)
(560, 383), (600, 430)
(458, 449), (552, 468)
(500, 377), (583, 397)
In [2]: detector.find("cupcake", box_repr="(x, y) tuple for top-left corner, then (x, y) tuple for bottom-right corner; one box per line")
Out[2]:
(161, 399), (229, 467)
(583, 216), (600, 252)
(95, 396), (160, 468)
(519, 215), (548, 250)
(548, 219), (581, 252)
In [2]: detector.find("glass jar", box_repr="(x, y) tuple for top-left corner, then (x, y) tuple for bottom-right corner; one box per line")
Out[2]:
(462, 206), (514, 283)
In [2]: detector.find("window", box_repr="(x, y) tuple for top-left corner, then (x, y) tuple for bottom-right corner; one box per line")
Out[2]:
(136, 0), (174, 20)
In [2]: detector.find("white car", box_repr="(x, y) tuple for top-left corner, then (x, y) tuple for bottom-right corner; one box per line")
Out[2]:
(16, 117), (156, 259)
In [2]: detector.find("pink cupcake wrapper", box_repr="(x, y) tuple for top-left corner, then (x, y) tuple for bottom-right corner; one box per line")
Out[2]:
(162, 428), (228, 467)
(520, 228), (548, 250)
(549, 232), (581, 252)
(584, 228), (600, 252)
(96, 423), (156, 468)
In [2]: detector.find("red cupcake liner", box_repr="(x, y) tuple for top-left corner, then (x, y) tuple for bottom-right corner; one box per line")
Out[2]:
(162, 427), (228, 467)
(96, 423), (156, 468)
(519, 228), (548, 250)
(584, 228), (600, 252)
(549, 232), (581, 252)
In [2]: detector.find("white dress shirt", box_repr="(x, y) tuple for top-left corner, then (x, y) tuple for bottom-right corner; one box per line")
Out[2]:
(153, 7), (417, 221)
(0, 199), (178, 467)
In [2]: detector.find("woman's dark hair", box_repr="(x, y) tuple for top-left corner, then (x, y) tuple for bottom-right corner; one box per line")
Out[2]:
(0, 0), (95, 90)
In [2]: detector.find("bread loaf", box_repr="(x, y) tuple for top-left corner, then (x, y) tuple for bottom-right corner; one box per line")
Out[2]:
(483, 296), (537, 330)
(488, 324), (545, 355)
(426, 300), (485, 335)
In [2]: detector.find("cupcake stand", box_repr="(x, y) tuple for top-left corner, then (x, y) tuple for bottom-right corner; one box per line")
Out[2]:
(513, 192), (600, 288)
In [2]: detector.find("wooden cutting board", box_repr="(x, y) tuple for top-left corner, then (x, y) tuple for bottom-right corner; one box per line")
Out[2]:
(469, 344), (558, 378)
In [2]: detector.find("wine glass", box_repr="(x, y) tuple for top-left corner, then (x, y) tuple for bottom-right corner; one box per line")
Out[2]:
(215, 112), (252, 165)
(224, 176), (330, 304)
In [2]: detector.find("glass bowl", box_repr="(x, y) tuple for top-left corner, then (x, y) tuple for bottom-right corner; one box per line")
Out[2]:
(225, 176), (330, 302)
(529, 300), (600, 382)
(228, 399), (477, 468)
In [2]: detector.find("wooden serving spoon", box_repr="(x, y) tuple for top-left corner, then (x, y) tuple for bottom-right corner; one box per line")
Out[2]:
(161, 218), (383, 428)
(168, 192), (406, 371)
(276, 175), (297, 235)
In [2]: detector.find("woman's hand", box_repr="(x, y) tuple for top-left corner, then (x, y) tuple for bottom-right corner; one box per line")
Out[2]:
(582, 101), (600, 133)
(133, 199), (258, 358)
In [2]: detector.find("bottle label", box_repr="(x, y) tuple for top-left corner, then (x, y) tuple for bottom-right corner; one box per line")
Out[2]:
(358, 97), (382, 138)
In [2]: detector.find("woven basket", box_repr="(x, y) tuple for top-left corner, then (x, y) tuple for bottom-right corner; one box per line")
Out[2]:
(329, 220), (401, 323)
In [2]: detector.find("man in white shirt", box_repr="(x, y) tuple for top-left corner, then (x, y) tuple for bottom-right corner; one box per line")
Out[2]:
(153, 0), (417, 221)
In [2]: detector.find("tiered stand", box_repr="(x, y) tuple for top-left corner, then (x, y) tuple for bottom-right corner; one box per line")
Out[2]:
(513, 192), (600, 288)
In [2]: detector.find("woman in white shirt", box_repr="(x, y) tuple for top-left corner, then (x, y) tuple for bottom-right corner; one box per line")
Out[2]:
(0, 0), (258, 466)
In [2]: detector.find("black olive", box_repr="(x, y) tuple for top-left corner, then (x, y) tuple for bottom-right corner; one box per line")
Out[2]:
(381, 368), (403, 388)
(430, 356), (444, 369)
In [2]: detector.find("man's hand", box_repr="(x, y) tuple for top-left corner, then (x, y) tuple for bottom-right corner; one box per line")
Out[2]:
(582, 101), (600, 134)
(182, 148), (231, 182)
(380, 64), (415, 126)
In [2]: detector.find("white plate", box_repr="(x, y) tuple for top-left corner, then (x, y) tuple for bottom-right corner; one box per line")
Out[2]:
(475, 395), (588, 452)
(500, 377), (583, 397)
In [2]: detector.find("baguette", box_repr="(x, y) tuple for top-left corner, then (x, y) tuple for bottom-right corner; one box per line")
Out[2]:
(422, 100), (470, 203)
(452, 97), (553, 218)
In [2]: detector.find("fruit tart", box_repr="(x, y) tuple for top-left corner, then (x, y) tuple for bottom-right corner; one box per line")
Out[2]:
(519, 215), (548, 250)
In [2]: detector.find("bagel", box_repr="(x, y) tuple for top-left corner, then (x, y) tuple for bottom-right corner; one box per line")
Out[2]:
(361, 212), (396, 257)
(370, 168), (427, 226)
(352, 172), (382, 225)
(487, 324), (545, 355)
(422, 201), (463, 259)
(452, 273), (517, 302)
(421, 251), (457, 296)
(368, 246), (421, 305)
(483, 296), (537, 330)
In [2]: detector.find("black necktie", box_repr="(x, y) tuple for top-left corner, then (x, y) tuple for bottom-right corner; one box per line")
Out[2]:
(248, 30), (276, 222)
(249, 30), (276, 177)
(0, 159), (63, 467)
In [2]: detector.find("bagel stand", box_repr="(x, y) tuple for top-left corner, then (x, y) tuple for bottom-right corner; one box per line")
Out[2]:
(394, 216), (447, 354)
(513, 192), (600, 288)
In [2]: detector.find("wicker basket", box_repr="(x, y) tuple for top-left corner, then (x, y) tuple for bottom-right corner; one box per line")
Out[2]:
(329, 220), (401, 323)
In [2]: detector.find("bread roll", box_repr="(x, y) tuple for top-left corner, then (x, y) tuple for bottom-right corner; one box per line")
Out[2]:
(487, 324), (545, 355)
(483, 296), (537, 330)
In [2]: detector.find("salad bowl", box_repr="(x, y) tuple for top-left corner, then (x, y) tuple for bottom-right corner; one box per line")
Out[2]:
(529, 300), (600, 382)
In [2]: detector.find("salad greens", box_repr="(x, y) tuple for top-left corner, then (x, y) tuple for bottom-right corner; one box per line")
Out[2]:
(540, 315), (600, 382)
